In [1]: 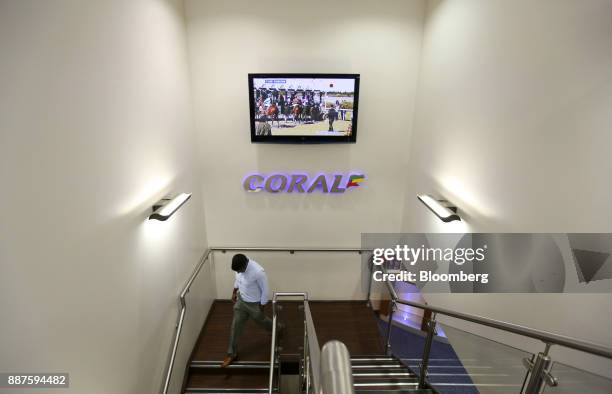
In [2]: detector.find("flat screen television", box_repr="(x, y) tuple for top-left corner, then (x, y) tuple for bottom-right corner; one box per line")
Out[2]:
(249, 73), (360, 143)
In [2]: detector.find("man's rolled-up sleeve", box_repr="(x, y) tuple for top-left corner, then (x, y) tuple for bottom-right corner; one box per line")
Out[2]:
(256, 271), (270, 305)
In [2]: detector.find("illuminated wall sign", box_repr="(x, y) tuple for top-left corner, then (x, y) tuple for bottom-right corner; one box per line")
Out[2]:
(243, 173), (365, 193)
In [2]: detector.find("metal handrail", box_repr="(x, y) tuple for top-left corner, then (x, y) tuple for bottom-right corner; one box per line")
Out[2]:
(213, 246), (366, 253)
(267, 292), (322, 394)
(377, 264), (612, 360)
(269, 292), (310, 394)
(304, 301), (321, 394)
(395, 296), (612, 359)
(268, 308), (278, 394)
(161, 248), (212, 394)
(321, 341), (355, 394)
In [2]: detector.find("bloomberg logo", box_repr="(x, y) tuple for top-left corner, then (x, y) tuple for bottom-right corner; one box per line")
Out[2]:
(243, 173), (365, 193)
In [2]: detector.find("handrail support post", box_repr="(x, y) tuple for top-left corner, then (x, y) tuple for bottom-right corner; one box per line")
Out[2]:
(303, 305), (308, 394)
(385, 299), (397, 355)
(366, 253), (374, 306)
(268, 298), (278, 394)
(522, 343), (558, 394)
(418, 312), (437, 389)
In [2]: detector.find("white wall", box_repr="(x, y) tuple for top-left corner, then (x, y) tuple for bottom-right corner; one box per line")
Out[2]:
(185, 0), (426, 248)
(403, 0), (612, 377)
(0, 1), (211, 393)
(212, 251), (367, 300)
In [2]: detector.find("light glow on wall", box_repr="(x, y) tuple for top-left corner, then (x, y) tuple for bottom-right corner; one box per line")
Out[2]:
(438, 175), (495, 220)
(116, 176), (173, 217)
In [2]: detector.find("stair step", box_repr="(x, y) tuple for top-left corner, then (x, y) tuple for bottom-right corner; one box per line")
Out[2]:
(351, 357), (396, 362)
(353, 373), (417, 378)
(427, 374), (520, 385)
(351, 369), (412, 375)
(355, 382), (419, 387)
(354, 382), (420, 390)
(400, 358), (471, 362)
(354, 380), (420, 387)
(185, 389), (271, 393)
(191, 361), (271, 370)
(188, 368), (270, 377)
(351, 364), (405, 369)
(355, 390), (433, 394)
(185, 369), (271, 391)
(352, 360), (402, 365)
(353, 377), (419, 382)
(408, 364), (493, 369)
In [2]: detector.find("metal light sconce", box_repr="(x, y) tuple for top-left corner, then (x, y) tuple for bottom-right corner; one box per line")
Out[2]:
(149, 193), (192, 221)
(417, 194), (460, 223)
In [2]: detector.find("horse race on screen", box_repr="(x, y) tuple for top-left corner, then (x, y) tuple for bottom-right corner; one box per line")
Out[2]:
(252, 78), (356, 137)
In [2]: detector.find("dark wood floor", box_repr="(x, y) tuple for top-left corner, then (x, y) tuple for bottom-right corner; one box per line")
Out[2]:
(191, 300), (384, 362)
(186, 368), (270, 389)
(309, 301), (385, 356)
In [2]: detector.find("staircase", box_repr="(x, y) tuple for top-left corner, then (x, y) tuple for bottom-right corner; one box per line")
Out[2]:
(182, 300), (436, 394)
(184, 360), (277, 394)
(351, 355), (434, 394)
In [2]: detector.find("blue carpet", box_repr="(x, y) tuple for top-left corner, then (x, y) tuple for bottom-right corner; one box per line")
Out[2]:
(377, 320), (479, 394)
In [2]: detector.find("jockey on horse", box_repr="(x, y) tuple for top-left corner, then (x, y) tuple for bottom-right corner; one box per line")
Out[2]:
(266, 102), (280, 128)
(291, 97), (303, 124)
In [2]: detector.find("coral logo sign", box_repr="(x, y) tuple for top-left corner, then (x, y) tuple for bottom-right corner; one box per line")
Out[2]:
(243, 173), (365, 193)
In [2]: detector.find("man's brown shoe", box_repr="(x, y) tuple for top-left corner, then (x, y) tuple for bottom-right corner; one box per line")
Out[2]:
(221, 355), (236, 368)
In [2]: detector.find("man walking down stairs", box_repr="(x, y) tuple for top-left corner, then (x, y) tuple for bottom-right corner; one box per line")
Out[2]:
(222, 254), (275, 368)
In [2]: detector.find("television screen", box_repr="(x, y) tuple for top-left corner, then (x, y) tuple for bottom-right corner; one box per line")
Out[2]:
(249, 73), (360, 143)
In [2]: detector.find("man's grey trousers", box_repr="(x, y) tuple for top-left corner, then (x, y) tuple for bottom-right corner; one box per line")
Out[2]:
(227, 294), (273, 356)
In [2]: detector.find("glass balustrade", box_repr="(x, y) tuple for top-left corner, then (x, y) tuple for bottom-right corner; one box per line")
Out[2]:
(433, 324), (533, 393)
(543, 362), (612, 394)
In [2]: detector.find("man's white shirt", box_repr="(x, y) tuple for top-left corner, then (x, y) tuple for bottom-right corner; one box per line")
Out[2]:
(234, 260), (269, 305)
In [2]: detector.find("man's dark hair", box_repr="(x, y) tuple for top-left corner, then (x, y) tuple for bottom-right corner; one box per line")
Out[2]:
(231, 254), (249, 272)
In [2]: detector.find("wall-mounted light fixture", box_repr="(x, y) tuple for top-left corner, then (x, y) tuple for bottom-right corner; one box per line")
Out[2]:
(149, 193), (192, 221)
(417, 194), (460, 222)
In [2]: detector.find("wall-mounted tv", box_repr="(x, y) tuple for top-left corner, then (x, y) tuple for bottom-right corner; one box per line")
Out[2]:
(249, 73), (360, 143)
